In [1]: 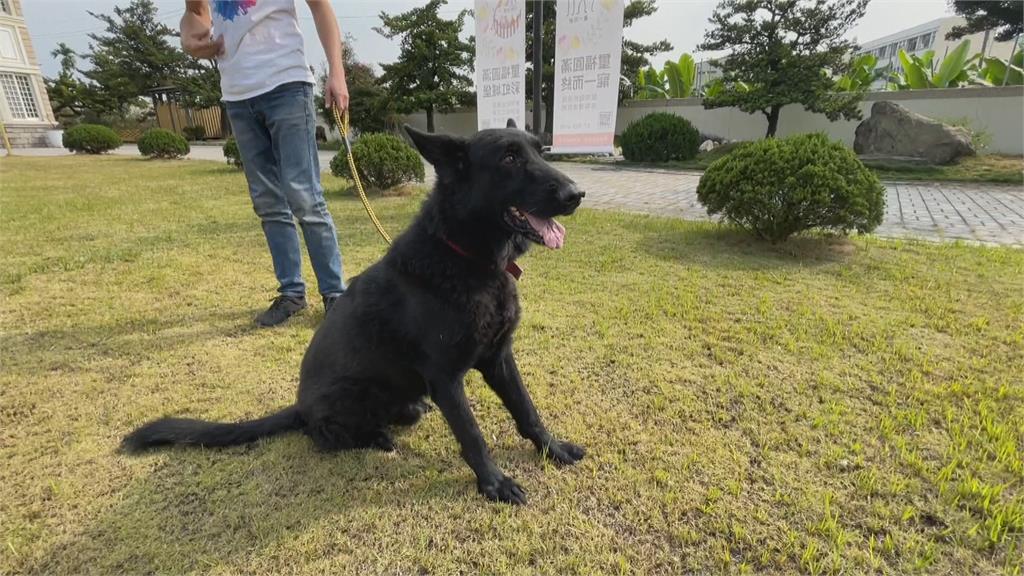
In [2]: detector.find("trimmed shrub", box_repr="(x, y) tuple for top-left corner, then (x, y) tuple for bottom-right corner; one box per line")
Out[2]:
(620, 112), (701, 162)
(697, 133), (885, 243)
(62, 124), (122, 154)
(330, 132), (424, 191)
(182, 125), (206, 141)
(223, 137), (243, 168)
(137, 128), (190, 159)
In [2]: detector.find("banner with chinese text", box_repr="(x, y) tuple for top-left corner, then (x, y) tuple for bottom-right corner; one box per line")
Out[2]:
(552, 0), (625, 153)
(474, 0), (526, 131)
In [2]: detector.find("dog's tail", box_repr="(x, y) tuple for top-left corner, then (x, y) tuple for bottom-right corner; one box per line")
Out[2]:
(120, 405), (303, 453)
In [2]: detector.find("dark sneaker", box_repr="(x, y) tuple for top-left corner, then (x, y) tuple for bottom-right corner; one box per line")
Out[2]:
(255, 295), (307, 327)
(323, 293), (343, 314)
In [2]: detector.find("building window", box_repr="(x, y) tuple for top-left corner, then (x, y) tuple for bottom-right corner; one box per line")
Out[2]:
(920, 32), (933, 48)
(0, 27), (22, 62)
(907, 37), (919, 52)
(876, 45), (887, 58)
(0, 73), (42, 120)
(0, 0), (10, 15)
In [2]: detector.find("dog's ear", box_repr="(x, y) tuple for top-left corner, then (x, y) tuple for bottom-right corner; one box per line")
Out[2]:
(506, 118), (517, 129)
(404, 125), (468, 180)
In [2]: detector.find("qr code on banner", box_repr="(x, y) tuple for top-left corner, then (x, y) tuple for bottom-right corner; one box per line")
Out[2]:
(599, 112), (612, 127)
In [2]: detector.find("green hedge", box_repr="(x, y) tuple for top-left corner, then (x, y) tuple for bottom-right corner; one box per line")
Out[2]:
(330, 133), (424, 190)
(620, 112), (701, 162)
(696, 133), (885, 242)
(63, 124), (122, 154)
(137, 129), (190, 159)
(223, 138), (243, 169)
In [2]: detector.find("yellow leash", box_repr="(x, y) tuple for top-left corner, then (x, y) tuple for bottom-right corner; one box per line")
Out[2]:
(333, 106), (392, 245)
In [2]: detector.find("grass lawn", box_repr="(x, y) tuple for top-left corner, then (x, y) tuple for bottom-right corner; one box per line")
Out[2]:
(578, 150), (1024, 185)
(863, 155), (1024, 185)
(2, 156), (1023, 575)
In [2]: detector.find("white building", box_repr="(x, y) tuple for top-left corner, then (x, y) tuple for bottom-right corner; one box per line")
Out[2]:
(694, 59), (723, 94)
(692, 16), (1021, 94)
(0, 0), (59, 147)
(857, 16), (1020, 89)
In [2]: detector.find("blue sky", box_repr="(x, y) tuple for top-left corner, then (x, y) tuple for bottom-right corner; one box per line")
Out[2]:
(25, 0), (953, 79)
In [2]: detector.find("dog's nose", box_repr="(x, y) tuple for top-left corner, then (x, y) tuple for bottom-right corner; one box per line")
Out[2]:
(560, 184), (585, 206)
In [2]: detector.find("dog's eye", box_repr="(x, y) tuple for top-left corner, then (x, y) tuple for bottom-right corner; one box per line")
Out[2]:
(501, 152), (517, 165)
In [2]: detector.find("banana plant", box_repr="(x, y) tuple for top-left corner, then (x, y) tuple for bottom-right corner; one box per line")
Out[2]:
(632, 53), (699, 99)
(977, 50), (1024, 86)
(702, 78), (724, 98)
(635, 66), (668, 100)
(889, 39), (982, 89)
(836, 53), (886, 92)
(663, 53), (697, 98)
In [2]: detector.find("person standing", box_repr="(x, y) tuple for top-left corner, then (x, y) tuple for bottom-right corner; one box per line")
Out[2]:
(181, 0), (349, 326)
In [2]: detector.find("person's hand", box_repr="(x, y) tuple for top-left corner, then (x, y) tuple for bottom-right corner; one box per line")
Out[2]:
(182, 31), (224, 59)
(324, 69), (350, 112)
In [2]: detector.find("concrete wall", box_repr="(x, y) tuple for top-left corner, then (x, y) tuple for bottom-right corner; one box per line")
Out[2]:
(402, 106), (548, 137)
(403, 86), (1024, 155)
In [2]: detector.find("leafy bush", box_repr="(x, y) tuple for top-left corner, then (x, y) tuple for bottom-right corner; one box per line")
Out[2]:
(62, 124), (122, 154)
(137, 128), (190, 159)
(941, 117), (992, 153)
(697, 133), (885, 242)
(182, 125), (206, 141)
(330, 133), (424, 190)
(223, 137), (243, 169)
(620, 112), (700, 162)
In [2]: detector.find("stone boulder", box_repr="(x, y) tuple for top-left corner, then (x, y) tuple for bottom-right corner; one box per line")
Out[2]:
(854, 101), (974, 165)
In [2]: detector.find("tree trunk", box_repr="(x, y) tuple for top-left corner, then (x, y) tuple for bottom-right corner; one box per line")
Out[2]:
(765, 105), (782, 138)
(543, 96), (554, 144)
(426, 105), (435, 133)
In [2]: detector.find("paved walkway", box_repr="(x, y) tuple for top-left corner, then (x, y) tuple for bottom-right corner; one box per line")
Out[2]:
(4, 146), (1022, 246)
(550, 163), (1024, 246)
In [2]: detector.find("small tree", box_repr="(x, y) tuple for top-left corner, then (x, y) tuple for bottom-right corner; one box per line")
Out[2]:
(699, 0), (869, 138)
(314, 37), (398, 135)
(177, 60), (222, 110)
(375, 0), (474, 133)
(947, 0), (1023, 43)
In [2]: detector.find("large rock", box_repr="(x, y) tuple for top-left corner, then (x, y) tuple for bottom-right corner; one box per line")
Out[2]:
(698, 139), (718, 152)
(854, 101), (975, 165)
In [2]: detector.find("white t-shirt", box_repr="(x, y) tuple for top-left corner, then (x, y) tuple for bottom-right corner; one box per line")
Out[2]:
(210, 0), (315, 101)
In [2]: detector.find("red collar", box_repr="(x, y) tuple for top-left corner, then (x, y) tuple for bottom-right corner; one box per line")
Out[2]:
(443, 238), (523, 281)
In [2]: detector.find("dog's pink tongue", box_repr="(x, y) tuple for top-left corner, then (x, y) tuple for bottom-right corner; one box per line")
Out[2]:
(525, 213), (566, 249)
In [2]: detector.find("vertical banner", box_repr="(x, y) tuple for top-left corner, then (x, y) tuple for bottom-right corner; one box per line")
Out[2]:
(474, 0), (526, 131)
(552, 0), (625, 153)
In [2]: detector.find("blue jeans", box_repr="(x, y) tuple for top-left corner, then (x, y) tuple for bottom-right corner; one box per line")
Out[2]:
(225, 81), (344, 298)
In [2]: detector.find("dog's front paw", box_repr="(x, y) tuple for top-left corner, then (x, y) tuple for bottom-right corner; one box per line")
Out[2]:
(542, 439), (586, 466)
(478, 475), (528, 505)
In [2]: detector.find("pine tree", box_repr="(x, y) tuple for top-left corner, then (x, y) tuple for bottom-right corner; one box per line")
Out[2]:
(947, 0), (1023, 43)
(699, 0), (868, 138)
(80, 0), (191, 116)
(375, 0), (474, 133)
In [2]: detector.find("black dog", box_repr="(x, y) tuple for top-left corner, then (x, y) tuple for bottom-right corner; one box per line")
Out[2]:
(122, 121), (586, 504)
